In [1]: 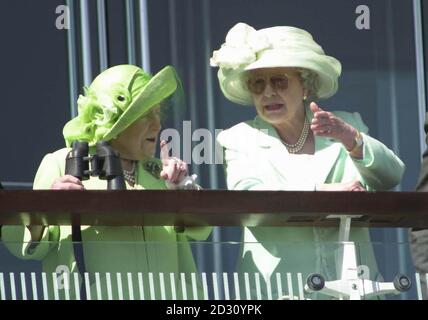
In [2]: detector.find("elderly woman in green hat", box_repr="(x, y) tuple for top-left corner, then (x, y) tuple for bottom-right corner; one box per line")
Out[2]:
(3, 65), (210, 299)
(211, 23), (405, 299)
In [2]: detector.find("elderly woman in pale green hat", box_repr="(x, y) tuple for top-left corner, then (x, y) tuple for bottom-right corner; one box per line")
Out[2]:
(3, 65), (210, 299)
(212, 23), (405, 299)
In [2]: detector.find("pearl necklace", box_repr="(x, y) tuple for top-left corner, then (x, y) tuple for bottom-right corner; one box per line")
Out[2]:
(281, 117), (310, 154)
(122, 161), (136, 184)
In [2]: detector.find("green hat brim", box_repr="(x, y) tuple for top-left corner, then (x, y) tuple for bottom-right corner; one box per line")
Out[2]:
(102, 65), (178, 141)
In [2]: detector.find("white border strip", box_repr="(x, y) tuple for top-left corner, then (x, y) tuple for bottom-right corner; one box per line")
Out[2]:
(137, 272), (144, 300)
(0, 273), (6, 300)
(20, 272), (27, 300)
(95, 272), (102, 300)
(222, 272), (230, 300)
(233, 273), (240, 300)
(73, 273), (80, 300)
(201, 272), (209, 300)
(191, 273), (198, 300)
(170, 273), (177, 300)
(148, 272), (155, 300)
(9, 273), (16, 300)
(116, 273), (123, 300)
(42, 272), (48, 300)
(128, 272), (135, 300)
(181, 273), (187, 300)
(31, 272), (39, 300)
(276, 273), (283, 299)
(212, 272), (219, 300)
(159, 272), (166, 300)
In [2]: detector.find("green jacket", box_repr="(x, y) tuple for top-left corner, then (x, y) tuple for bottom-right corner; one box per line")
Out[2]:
(217, 107), (405, 299)
(3, 148), (211, 300)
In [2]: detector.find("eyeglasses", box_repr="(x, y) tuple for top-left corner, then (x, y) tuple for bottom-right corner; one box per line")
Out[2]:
(246, 73), (292, 95)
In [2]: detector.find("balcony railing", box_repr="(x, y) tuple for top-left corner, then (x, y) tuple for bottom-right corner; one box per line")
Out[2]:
(0, 190), (427, 227)
(0, 190), (427, 300)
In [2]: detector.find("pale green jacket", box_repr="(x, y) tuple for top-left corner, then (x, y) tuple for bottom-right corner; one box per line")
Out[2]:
(3, 148), (211, 300)
(217, 108), (405, 299)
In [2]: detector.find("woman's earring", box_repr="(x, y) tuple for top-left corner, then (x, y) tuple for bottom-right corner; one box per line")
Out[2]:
(303, 94), (307, 101)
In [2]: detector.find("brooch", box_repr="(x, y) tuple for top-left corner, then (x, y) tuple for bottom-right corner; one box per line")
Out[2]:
(143, 161), (162, 179)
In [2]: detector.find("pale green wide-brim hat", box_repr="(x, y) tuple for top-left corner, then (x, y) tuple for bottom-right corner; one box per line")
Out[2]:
(63, 64), (178, 147)
(210, 23), (342, 106)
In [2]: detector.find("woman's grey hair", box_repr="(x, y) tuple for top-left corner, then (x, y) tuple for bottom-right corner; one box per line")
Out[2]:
(299, 69), (319, 100)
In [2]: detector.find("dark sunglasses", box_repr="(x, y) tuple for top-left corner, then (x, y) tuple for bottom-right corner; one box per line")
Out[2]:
(246, 73), (292, 95)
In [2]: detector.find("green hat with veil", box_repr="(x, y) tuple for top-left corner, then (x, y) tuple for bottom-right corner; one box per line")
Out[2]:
(63, 65), (178, 147)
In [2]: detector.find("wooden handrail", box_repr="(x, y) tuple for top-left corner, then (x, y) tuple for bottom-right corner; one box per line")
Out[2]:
(0, 190), (427, 227)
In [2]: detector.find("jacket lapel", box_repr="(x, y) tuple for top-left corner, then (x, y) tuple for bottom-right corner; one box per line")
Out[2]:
(253, 109), (342, 185)
(313, 136), (342, 183)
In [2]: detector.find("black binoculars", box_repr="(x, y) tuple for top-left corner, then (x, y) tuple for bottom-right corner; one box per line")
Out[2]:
(65, 141), (126, 190)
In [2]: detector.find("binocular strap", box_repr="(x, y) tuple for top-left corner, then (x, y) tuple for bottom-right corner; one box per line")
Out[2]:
(72, 225), (88, 300)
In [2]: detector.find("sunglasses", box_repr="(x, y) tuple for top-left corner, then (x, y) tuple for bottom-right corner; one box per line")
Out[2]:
(246, 73), (293, 95)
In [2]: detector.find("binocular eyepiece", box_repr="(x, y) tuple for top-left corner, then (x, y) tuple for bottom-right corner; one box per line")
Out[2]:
(65, 141), (126, 190)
